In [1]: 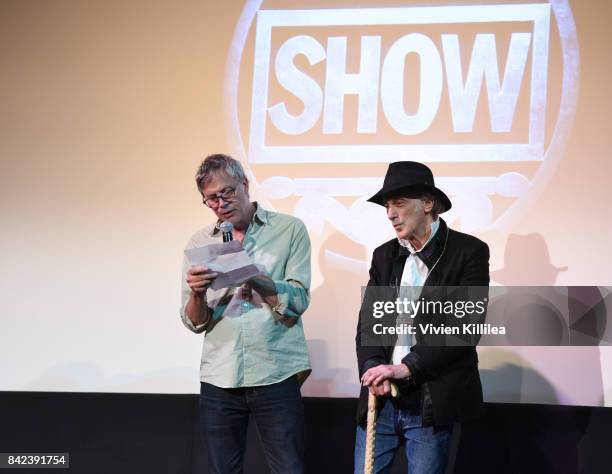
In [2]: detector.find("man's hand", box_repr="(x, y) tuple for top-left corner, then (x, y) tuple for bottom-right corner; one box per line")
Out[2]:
(185, 266), (217, 327)
(246, 273), (276, 297)
(186, 266), (218, 294)
(244, 273), (280, 309)
(361, 364), (411, 390)
(367, 379), (392, 396)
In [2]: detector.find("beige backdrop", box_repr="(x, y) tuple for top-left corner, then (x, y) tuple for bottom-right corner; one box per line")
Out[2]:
(1, 0), (611, 406)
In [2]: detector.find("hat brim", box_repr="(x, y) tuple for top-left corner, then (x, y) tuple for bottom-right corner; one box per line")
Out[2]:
(367, 183), (452, 212)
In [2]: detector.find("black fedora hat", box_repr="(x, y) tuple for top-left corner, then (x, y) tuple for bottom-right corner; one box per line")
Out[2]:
(367, 161), (452, 212)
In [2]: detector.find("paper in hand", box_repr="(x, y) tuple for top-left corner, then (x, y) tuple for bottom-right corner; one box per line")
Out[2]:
(184, 240), (262, 290)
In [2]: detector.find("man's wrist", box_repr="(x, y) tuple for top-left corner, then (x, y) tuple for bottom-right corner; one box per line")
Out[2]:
(187, 291), (209, 325)
(191, 289), (207, 300)
(396, 363), (412, 380)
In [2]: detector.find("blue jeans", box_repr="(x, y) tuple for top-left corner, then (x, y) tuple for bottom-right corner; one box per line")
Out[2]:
(200, 376), (304, 474)
(354, 398), (452, 474)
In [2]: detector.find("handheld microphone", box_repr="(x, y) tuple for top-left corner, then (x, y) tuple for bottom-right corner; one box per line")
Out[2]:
(220, 221), (233, 243)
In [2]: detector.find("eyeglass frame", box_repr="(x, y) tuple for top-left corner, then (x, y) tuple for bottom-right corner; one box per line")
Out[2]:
(202, 185), (238, 208)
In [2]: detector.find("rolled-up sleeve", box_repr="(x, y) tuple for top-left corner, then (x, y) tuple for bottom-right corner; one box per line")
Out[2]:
(272, 221), (311, 318)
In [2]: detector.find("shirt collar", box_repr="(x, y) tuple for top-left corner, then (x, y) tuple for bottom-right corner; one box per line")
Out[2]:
(210, 202), (268, 236)
(397, 218), (440, 254)
(253, 202), (269, 225)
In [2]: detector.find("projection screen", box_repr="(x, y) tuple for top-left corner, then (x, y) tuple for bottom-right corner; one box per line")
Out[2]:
(1, 0), (611, 407)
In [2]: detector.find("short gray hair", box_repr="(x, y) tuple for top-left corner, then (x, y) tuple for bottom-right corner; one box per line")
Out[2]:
(195, 154), (247, 191)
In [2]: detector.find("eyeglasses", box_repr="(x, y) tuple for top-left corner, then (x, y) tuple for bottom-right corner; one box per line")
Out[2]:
(202, 185), (237, 208)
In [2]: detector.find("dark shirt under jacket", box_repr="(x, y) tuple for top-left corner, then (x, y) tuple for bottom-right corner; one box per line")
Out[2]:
(356, 218), (490, 427)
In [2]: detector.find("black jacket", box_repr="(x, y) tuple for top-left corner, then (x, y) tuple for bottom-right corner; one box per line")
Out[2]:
(356, 218), (490, 426)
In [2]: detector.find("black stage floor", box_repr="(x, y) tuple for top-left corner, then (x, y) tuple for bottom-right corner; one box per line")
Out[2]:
(1, 392), (611, 473)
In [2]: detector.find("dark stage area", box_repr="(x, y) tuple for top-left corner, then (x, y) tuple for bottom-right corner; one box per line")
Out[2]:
(1, 392), (611, 473)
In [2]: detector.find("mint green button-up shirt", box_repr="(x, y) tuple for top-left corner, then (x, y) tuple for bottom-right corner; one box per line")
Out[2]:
(180, 204), (311, 388)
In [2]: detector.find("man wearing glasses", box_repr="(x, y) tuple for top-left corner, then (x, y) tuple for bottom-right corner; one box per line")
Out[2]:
(180, 154), (311, 474)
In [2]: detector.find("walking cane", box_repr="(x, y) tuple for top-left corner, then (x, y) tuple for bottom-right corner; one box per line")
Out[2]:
(364, 382), (399, 474)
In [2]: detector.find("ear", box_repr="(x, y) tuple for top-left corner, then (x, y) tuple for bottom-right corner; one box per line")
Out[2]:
(242, 178), (250, 198)
(422, 198), (434, 213)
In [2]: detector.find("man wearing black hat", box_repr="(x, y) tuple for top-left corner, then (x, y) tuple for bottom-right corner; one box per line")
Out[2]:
(354, 161), (490, 473)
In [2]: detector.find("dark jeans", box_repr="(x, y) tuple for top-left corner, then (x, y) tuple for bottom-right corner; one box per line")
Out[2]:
(354, 398), (452, 474)
(200, 376), (305, 474)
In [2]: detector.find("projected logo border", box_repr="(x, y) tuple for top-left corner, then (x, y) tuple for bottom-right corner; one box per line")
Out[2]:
(249, 5), (550, 164)
(223, 0), (580, 232)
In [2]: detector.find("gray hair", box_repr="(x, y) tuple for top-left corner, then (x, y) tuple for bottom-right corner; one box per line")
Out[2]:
(195, 154), (247, 191)
(420, 192), (444, 219)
